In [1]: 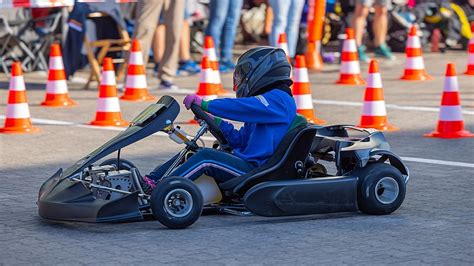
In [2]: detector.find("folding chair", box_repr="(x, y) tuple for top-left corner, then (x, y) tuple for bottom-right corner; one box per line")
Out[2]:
(22, 12), (63, 72)
(83, 12), (131, 89)
(0, 15), (36, 74)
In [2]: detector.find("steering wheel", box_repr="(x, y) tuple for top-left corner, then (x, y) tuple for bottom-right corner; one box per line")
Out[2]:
(190, 104), (230, 150)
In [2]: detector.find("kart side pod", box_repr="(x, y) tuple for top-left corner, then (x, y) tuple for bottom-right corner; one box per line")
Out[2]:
(243, 176), (359, 217)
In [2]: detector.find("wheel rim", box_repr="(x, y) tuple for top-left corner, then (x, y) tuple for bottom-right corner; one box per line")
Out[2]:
(163, 189), (193, 218)
(375, 177), (399, 204)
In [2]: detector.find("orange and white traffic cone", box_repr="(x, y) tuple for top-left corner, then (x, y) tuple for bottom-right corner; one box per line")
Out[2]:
(121, 40), (156, 101)
(90, 57), (129, 127)
(203, 36), (226, 95)
(401, 25), (432, 81)
(425, 63), (473, 138)
(336, 28), (365, 85)
(195, 56), (219, 101)
(464, 23), (474, 75)
(357, 60), (398, 131)
(293, 55), (325, 124)
(0, 62), (39, 134)
(277, 33), (291, 63)
(187, 56), (219, 125)
(41, 43), (76, 107)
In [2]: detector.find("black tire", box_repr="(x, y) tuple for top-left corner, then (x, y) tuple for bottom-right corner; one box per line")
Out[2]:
(151, 177), (203, 229)
(100, 158), (137, 171)
(352, 163), (406, 215)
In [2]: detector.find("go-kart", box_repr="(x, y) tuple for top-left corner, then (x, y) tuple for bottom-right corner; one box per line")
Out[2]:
(38, 96), (409, 229)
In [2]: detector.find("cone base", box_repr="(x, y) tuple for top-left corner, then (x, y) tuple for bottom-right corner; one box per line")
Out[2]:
(0, 126), (40, 134)
(336, 75), (366, 85)
(424, 130), (474, 139)
(217, 88), (231, 96)
(297, 109), (326, 125)
(41, 98), (77, 107)
(90, 120), (129, 127)
(305, 47), (323, 72)
(187, 118), (199, 125)
(358, 116), (399, 131)
(464, 70), (474, 75)
(357, 123), (399, 131)
(400, 73), (433, 81)
(120, 94), (156, 102)
(308, 117), (326, 125)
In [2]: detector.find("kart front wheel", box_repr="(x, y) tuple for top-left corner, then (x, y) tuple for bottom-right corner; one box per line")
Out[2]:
(353, 163), (406, 215)
(151, 177), (203, 229)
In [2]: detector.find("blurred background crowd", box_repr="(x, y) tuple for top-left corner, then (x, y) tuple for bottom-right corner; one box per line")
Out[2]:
(1, 0), (473, 90)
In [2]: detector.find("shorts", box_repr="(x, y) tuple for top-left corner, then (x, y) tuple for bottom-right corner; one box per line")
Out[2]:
(358, 0), (392, 8)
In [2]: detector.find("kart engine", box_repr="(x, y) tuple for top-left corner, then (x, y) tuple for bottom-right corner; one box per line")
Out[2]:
(83, 165), (135, 200)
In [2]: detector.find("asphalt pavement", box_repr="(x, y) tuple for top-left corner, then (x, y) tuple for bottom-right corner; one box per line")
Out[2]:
(0, 51), (473, 265)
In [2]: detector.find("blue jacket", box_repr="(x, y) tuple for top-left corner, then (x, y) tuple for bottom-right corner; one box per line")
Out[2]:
(206, 89), (297, 166)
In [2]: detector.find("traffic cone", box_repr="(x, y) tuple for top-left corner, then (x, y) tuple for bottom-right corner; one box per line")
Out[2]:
(401, 26), (432, 81)
(0, 62), (39, 134)
(203, 36), (226, 95)
(425, 63), (473, 138)
(121, 40), (156, 101)
(90, 58), (129, 127)
(187, 56), (219, 125)
(464, 23), (474, 75)
(357, 60), (398, 131)
(293, 55), (325, 124)
(195, 56), (219, 101)
(277, 33), (291, 62)
(41, 43), (76, 107)
(336, 28), (365, 85)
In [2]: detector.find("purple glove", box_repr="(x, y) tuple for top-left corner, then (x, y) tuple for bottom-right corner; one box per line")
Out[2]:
(183, 94), (203, 110)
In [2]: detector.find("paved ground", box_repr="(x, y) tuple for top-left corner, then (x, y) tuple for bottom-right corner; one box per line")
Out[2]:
(0, 51), (473, 265)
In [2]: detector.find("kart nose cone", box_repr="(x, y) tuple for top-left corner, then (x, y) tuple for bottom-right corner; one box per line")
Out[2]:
(37, 169), (143, 223)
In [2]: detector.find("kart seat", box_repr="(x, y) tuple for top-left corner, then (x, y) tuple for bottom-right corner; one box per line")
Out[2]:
(219, 115), (318, 195)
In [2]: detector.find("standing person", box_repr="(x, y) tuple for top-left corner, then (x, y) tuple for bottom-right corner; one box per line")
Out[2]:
(205, 0), (244, 72)
(177, 0), (200, 75)
(133, 0), (185, 90)
(351, 0), (395, 62)
(268, 0), (305, 58)
(152, 0), (200, 77)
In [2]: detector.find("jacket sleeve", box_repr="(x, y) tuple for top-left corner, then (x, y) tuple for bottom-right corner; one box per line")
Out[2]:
(206, 92), (290, 124)
(218, 120), (249, 149)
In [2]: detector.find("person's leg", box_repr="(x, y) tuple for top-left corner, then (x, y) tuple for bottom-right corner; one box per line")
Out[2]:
(351, 1), (371, 62)
(285, 0), (305, 57)
(205, 0), (229, 51)
(179, 20), (191, 62)
(152, 24), (166, 65)
(372, 0), (394, 59)
(148, 153), (182, 180)
(351, 1), (370, 46)
(373, 4), (388, 47)
(268, 0), (290, 47)
(219, 0), (243, 63)
(132, 0), (164, 66)
(169, 148), (255, 183)
(177, 20), (200, 75)
(158, 0), (185, 84)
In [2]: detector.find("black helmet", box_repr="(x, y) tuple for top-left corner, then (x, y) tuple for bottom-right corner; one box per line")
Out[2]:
(233, 46), (292, 98)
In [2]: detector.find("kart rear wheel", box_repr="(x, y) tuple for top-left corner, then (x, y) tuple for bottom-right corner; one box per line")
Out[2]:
(151, 177), (203, 229)
(352, 163), (406, 215)
(100, 158), (137, 171)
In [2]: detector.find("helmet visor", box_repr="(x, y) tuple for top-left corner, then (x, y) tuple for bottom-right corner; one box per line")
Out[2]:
(233, 62), (251, 92)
